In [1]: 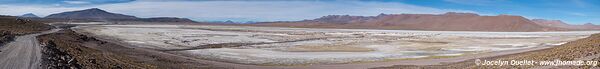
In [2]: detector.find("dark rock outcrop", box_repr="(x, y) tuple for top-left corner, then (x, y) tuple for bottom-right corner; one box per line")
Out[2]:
(41, 41), (81, 69)
(0, 31), (15, 48)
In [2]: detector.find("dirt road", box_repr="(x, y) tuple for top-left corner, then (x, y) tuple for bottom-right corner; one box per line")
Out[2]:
(0, 29), (59, 69)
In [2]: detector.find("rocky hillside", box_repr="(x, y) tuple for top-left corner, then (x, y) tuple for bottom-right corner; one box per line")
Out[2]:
(254, 12), (559, 32)
(0, 31), (15, 47)
(37, 29), (221, 69)
(38, 30), (148, 69)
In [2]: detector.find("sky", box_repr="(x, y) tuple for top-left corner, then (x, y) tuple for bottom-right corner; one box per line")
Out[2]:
(0, 0), (597, 24)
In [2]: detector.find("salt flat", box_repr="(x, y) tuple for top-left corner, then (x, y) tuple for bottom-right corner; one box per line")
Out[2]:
(74, 25), (599, 65)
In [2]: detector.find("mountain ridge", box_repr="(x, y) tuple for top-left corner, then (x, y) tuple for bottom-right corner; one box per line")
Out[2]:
(19, 13), (40, 18)
(531, 19), (600, 30)
(253, 12), (560, 32)
(45, 8), (138, 20)
(44, 8), (196, 23)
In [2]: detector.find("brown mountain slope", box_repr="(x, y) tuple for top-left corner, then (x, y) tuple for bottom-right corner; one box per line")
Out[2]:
(532, 19), (600, 30)
(253, 12), (559, 32)
(45, 8), (138, 20)
(581, 23), (600, 29)
(531, 19), (571, 27)
(43, 8), (196, 23)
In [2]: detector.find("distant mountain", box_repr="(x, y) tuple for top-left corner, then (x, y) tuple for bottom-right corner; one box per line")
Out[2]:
(19, 13), (40, 18)
(584, 23), (596, 26)
(531, 19), (570, 27)
(201, 20), (250, 24)
(310, 15), (373, 24)
(254, 12), (557, 32)
(140, 17), (196, 23)
(532, 19), (600, 30)
(581, 23), (600, 30)
(44, 8), (196, 23)
(45, 8), (138, 20)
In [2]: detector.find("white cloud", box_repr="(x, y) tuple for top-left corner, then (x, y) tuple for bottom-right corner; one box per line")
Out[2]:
(571, 0), (588, 8)
(569, 12), (587, 16)
(443, 0), (504, 6)
(63, 1), (92, 4)
(0, 1), (478, 22)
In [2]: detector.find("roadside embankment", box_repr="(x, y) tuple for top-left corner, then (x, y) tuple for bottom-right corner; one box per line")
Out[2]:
(38, 29), (222, 69)
(38, 30), (152, 69)
(0, 31), (15, 47)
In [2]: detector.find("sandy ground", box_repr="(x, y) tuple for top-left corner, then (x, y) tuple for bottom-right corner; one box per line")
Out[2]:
(0, 29), (59, 69)
(375, 33), (600, 69)
(138, 44), (558, 69)
(73, 25), (600, 67)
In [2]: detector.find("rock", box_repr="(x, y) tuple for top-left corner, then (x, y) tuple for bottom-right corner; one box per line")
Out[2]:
(68, 58), (74, 64)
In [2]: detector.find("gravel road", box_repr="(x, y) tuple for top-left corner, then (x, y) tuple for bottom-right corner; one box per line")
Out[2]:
(0, 29), (59, 69)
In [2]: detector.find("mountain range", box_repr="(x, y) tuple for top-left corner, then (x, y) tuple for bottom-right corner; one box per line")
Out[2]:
(19, 13), (40, 18)
(43, 8), (195, 23)
(45, 8), (137, 20)
(19, 8), (599, 32)
(253, 12), (575, 32)
(532, 19), (600, 30)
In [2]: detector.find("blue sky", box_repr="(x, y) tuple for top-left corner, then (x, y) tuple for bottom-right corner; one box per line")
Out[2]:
(0, 0), (597, 24)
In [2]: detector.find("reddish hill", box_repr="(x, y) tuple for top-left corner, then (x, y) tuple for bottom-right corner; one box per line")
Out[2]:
(531, 19), (571, 28)
(581, 23), (600, 30)
(531, 19), (600, 30)
(254, 12), (557, 32)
